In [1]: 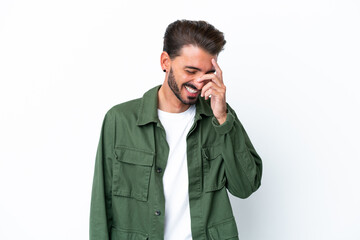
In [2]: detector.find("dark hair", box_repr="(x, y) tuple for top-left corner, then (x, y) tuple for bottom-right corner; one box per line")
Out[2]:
(163, 20), (226, 59)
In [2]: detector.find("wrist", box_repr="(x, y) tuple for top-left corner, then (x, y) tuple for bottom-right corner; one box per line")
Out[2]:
(216, 112), (227, 125)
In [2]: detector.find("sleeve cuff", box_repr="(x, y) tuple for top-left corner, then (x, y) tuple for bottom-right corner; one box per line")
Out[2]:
(212, 111), (235, 135)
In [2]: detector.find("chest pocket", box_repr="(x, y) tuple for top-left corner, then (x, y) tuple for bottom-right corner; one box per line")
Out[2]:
(202, 144), (226, 192)
(113, 147), (154, 202)
(208, 217), (239, 240)
(111, 227), (149, 240)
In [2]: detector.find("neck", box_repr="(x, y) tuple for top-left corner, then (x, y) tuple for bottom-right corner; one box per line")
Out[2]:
(158, 83), (191, 113)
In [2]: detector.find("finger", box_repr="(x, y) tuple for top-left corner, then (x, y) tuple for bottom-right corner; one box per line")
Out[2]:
(197, 73), (222, 87)
(201, 81), (216, 97)
(204, 88), (223, 101)
(212, 58), (223, 79)
(201, 78), (226, 96)
(203, 88), (214, 100)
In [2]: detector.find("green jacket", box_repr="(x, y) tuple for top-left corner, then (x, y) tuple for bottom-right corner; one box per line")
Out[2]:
(90, 85), (262, 240)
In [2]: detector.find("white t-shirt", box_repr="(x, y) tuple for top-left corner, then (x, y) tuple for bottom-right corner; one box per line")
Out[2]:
(157, 105), (196, 240)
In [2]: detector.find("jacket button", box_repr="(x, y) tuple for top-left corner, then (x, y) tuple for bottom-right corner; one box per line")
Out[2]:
(156, 167), (162, 173)
(155, 210), (161, 216)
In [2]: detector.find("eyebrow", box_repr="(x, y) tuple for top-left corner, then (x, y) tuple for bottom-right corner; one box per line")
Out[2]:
(185, 66), (216, 74)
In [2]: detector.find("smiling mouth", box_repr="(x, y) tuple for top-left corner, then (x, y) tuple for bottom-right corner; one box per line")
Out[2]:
(185, 85), (198, 94)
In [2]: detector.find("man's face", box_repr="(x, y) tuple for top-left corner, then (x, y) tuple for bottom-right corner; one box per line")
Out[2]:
(167, 45), (217, 105)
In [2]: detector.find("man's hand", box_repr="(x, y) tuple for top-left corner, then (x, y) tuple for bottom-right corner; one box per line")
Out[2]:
(198, 58), (227, 125)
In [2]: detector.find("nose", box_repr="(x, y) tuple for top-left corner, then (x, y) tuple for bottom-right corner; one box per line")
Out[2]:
(192, 80), (204, 91)
(193, 76), (211, 91)
(192, 72), (207, 90)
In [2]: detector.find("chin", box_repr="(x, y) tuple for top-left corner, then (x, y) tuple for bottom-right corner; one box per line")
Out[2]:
(182, 96), (198, 105)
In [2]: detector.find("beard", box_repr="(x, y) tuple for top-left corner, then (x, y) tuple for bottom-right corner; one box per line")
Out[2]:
(168, 67), (198, 105)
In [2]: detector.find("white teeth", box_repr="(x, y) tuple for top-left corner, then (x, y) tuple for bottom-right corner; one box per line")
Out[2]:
(185, 86), (197, 93)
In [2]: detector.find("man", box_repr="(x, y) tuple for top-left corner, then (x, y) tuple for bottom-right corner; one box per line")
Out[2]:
(90, 20), (262, 240)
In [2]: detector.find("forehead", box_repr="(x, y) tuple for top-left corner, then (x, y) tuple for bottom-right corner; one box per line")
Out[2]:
(173, 45), (217, 70)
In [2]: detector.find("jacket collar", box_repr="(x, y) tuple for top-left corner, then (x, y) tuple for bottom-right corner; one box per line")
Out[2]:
(137, 85), (213, 126)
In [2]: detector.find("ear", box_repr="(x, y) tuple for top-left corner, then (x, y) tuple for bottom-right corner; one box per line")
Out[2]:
(160, 51), (171, 73)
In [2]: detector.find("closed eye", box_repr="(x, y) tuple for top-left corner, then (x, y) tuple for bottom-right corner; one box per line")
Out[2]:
(186, 70), (196, 74)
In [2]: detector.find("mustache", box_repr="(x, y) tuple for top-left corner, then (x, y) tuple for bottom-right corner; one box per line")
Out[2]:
(184, 83), (199, 91)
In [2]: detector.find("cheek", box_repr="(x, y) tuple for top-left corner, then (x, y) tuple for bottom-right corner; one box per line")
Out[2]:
(181, 74), (193, 83)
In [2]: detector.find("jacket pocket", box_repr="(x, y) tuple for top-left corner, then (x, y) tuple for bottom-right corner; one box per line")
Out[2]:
(208, 217), (239, 240)
(113, 147), (154, 201)
(111, 227), (148, 240)
(202, 145), (226, 192)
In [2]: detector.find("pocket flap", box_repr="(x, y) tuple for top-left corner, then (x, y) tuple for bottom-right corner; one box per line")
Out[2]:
(115, 148), (154, 166)
(202, 144), (222, 160)
(111, 227), (148, 240)
(208, 218), (239, 240)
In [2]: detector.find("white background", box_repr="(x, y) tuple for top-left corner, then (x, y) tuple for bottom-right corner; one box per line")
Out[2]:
(1, 0), (359, 239)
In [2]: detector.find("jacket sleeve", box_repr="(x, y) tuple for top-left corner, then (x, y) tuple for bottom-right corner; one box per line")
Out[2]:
(90, 110), (115, 239)
(212, 105), (263, 199)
